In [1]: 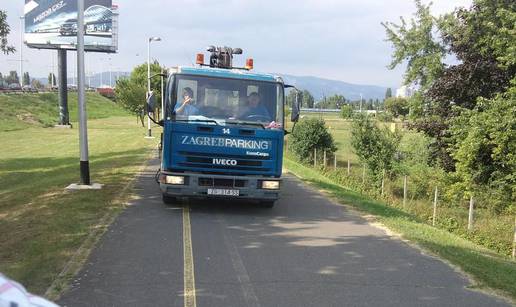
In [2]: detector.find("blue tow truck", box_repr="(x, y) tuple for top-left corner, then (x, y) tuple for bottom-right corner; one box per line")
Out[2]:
(151, 46), (301, 208)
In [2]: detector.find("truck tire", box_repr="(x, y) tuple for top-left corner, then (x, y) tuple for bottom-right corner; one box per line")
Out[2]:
(162, 193), (177, 205)
(259, 201), (275, 208)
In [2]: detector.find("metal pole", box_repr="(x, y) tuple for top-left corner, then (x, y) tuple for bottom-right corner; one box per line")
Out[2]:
(347, 159), (350, 175)
(57, 49), (69, 125)
(19, 16), (24, 87)
(334, 154), (337, 171)
(77, 0), (90, 185)
(432, 186), (438, 226)
(468, 195), (474, 232)
(314, 148), (317, 168)
(323, 150), (327, 168)
(147, 39), (152, 137)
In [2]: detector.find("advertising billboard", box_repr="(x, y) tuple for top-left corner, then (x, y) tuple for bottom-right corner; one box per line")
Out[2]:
(24, 0), (118, 53)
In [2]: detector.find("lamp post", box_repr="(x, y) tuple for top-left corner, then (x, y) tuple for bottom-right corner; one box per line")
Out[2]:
(146, 36), (161, 138)
(19, 16), (24, 87)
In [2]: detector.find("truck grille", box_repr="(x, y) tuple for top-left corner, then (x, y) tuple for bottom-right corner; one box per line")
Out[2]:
(177, 151), (272, 172)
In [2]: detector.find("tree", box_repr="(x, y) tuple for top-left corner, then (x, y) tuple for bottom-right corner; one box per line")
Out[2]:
(302, 90), (315, 108)
(385, 88), (392, 99)
(449, 83), (516, 213)
(351, 114), (401, 185)
(0, 72), (4, 86)
(318, 94), (346, 109)
(5, 71), (19, 85)
(382, 0), (446, 90)
(0, 10), (15, 54)
(23, 72), (30, 87)
(289, 118), (336, 164)
(47, 73), (56, 87)
(31, 79), (43, 89)
(384, 97), (409, 118)
(340, 104), (353, 119)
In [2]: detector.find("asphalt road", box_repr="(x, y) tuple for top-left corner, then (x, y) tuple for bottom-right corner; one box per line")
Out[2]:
(59, 159), (508, 307)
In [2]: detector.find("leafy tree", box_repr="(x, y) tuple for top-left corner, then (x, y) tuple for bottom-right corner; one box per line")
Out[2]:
(382, 0), (446, 89)
(5, 71), (19, 85)
(318, 94), (345, 109)
(340, 104), (353, 119)
(48, 73), (56, 87)
(31, 79), (43, 89)
(385, 88), (392, 99)
(23, 72), (30, 87)
(115, 77), (146, 117)
(351, 114), (401, 185)
(0, 10), (15, 54)
(302, 90), (314, 108)
(384, 97), (409, 118)
(449, 82), (516, 212)
(289, 118), (336, 164)
(0, 72), (4, 86)
(129, 61), (165, 99)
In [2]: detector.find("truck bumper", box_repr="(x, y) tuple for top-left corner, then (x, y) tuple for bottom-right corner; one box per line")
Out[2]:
(159, 172), (280, 201)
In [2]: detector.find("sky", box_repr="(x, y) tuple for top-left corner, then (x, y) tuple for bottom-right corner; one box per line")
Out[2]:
(1, 0), (472, 88)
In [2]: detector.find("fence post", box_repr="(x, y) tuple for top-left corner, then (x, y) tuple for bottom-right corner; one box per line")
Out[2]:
(362, 164), (366, 187)
(432, 186), (438, 226)
(512, 216), (516, 260)
(314, 148), (317, 168)
(323, 150), (327, 168)
(334, 154), (337, 171)
(403, 175), (407, 208)
(347, 159), (350, 175)
(468, 195), (474, 232)
(381, 169), (385, 197)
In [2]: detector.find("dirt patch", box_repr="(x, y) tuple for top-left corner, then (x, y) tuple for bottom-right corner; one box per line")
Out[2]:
(16, 113), (40, 125)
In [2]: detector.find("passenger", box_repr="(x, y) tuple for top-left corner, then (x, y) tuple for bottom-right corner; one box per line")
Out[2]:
(238, 92), (271, 121)
(174, 87), (199, 116)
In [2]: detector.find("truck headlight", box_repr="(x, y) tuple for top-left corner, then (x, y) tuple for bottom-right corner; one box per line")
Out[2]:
(261, 180), (280, 190)
(166, 175), (185, 185)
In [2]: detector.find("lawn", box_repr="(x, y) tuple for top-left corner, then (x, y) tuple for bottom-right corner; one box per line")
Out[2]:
(0, 93), (157, 295)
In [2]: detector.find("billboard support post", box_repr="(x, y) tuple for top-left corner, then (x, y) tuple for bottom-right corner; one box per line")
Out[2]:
(57, 49), (70, 126)
(77, 0), (90, 185)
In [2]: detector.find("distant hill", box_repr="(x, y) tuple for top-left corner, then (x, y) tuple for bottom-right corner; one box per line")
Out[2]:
(35, 71), (387, 101)
(278, 74), (388, 101)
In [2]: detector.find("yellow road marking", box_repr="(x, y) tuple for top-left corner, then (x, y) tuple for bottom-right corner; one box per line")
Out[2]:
(183, 205), (197, 307)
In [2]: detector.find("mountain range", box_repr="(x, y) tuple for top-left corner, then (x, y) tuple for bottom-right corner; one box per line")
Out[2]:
(37, 72), (388, 101)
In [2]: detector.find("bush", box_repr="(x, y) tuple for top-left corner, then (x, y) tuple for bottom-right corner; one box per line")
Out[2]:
(289, 118), (337, 164)
(340, 105), (353, 119)
(351, 114), (401, 186)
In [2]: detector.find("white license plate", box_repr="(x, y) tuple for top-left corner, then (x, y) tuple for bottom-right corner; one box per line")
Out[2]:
(207, 188), (240, 196)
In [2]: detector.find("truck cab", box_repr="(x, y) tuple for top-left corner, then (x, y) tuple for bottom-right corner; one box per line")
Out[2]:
(157, 47), (300, 207)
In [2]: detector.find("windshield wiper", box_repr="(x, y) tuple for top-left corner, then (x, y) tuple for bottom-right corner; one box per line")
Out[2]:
(226, 120), (266, 129)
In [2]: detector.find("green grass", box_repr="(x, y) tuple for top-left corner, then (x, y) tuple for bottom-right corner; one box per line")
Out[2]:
(0, 92), (129, 131)
(284, 157), (516, 301)
(0, 93), (157, 294)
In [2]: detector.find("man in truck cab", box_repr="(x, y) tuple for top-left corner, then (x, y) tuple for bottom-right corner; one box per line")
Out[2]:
(174, 87), (199, 116)
(238, 92), (271, 121)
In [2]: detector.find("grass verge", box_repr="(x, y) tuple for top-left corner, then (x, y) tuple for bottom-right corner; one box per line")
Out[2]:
(0, 116), (158, 295)
(284, 157), (516, 302)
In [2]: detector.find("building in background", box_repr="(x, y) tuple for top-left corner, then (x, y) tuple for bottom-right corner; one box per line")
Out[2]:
(396, 85), (415, 98)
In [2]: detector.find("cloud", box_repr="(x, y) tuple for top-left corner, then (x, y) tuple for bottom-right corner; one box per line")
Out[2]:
(2, 0), (472, 87)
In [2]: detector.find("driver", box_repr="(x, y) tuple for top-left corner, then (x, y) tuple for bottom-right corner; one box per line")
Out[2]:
(174, 87), (199, 116)
(238, 92), (271, 121)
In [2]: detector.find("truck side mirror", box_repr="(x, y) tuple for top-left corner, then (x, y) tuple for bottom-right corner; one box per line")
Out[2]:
(291, 90), (302, 122)
(146, 91), (156, 113)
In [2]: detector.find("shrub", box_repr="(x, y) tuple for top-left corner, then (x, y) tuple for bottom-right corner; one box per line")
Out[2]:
(340, 104), (353, 119)
(351, 114), (401, 186)
(289, 118), (337, 164)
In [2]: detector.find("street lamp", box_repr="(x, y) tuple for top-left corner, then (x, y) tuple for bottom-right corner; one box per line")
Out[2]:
(146, 36), (161, 138)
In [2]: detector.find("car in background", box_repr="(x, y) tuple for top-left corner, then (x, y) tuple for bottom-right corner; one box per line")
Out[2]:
(59, 19), (77, 36)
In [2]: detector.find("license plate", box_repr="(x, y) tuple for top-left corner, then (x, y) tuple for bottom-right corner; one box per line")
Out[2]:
(207, 188), (240, 196)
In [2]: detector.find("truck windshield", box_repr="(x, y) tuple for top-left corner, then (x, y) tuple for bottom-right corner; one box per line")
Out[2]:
(167, 75), (284, 129)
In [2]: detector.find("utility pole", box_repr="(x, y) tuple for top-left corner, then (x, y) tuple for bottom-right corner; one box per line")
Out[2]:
(146, 36), (161, 138)
(57, 49), (70, 125)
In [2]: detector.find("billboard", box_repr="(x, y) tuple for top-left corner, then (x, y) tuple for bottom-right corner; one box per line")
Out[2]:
(24, 0), (118, 53)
